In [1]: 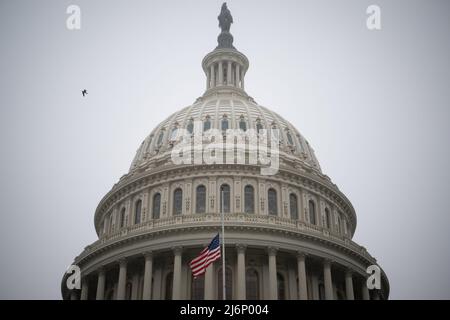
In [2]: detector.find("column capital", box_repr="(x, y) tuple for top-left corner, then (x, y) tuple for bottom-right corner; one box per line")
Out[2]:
(345, 268), (354, 277)
(323, 258), (334, 266)
(172, 246), (183, 255)
(143, 251), (153, 260)
(296, 251), (308, 260)
(118, 258), (127, 268)
(267, 246), (278, 256)
(97, 265), (106, 274)
(236, 244), (247, 253)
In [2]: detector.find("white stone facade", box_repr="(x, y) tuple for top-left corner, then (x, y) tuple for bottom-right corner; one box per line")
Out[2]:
(62, 5), (389, 301)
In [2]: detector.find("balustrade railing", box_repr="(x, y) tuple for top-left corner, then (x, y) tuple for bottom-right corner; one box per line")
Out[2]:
(80, 213), (372, 261)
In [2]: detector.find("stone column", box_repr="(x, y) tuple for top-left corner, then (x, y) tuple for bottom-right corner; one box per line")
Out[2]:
(96, 268), (106, 300)
(362, 280), (370, 300)
(323, 260), (333, 300)
(241, 69), (245, 89)
(345, 270), (354, 300)
(236, 245), (246, 300)
(142, 252), (153, 300)
(235, 64), (240, 88)
(268, 247), (278, 300)
(297, 253), (308, 300)
(172, 247), (182, 300)
(204, 263), (215, 300)
(218, 61), (223, 86)
(227, 61), (232, 85)
(117, 259), (128, 300)
(80, 278), (89, 300)
(211, 64), (216, 88)
(131, 274), (139, 300)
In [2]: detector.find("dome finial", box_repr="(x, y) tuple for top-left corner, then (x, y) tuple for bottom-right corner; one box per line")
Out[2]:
(217, 3), (235, 49)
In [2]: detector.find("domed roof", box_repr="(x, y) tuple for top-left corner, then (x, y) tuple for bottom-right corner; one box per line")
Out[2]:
(129, 95), (321, 172)
(129, 6), (321, 174)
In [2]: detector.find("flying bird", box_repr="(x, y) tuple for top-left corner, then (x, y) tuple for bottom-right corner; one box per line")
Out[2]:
(82, 89), (88, 97)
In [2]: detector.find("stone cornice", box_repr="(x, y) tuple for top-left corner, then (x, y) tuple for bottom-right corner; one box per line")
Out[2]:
(80, 214), (372, 271)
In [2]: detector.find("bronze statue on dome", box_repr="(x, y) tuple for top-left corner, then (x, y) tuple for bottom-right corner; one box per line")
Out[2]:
(218, 3), (233, 33)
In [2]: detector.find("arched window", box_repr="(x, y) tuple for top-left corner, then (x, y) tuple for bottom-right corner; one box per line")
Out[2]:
(187, 120), (194, 134)
(120, 208), (126, 228)
(337, 214), (342, 234)
(296, 134), (304, 152)
(153, 193), (161, 219)
(239, 117), (247, 131)
(196, 185), (206, 213)
(165, 272), (173, 300)
(191, 275), (205, 300)
(173, 188), (183, 215)
(289, 193), (298, 219)
(170, 127), (178, 141)
(256, 122), (263, 134)
(246, 269), (259, 300)
(103, 218), (108, 234)
(268, 188), (278, 215)
(134, 199), (142, 225)
(203, 117), (211, 132)
(286, 131), (294, 145)
(157, 130), (165, 146)
(221, 117), (229, 131)
(244, 185), (255, 214)
(309, 200), (316, 225)
(277, 273), (286, 300)
(220, 184), (230, 213)
(218, 267), (232, 300)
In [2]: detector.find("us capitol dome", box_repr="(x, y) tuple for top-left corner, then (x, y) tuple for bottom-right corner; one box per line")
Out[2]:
(62, 3), (389, 300)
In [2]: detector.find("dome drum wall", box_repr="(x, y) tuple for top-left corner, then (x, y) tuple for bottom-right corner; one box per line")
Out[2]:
(93, 165), (357, 237)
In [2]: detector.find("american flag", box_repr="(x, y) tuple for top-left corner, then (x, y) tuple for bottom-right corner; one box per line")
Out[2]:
(189, 234), (221, 278)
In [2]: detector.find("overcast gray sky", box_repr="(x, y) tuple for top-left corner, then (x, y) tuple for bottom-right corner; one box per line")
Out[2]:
(0, 0), (449, 299)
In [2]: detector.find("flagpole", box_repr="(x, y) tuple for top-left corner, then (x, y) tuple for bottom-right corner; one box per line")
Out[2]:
(221, 188), (226, 300)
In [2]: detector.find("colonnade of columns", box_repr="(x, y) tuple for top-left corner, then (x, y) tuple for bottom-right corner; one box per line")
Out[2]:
(72, 247), (376, 301)
(207, 60), (244, 90)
